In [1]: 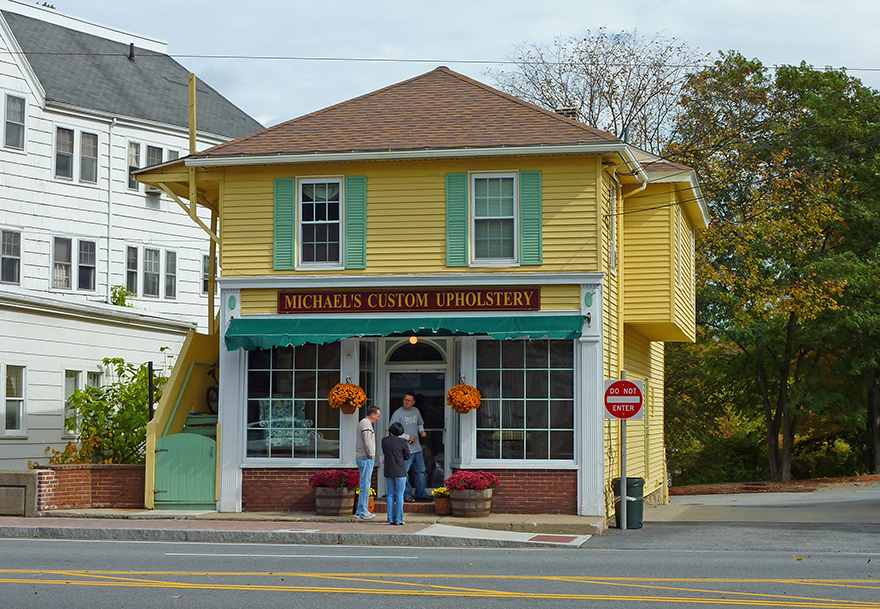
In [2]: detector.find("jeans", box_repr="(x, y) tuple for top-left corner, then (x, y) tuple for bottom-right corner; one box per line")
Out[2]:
(403, 450), (427, 499)
(355, 457), (374, 516)
(385, 476), (406, 524)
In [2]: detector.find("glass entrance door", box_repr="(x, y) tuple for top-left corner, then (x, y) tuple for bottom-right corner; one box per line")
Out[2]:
(388, 371), (446, 489)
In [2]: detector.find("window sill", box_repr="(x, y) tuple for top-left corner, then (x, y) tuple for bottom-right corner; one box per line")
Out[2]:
(469, 261), (520, 269)
(0, 434), (28, 440)
(295, 264), (344, 272)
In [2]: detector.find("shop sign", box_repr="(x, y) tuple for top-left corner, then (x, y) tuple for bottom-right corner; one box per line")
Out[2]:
(277, 287), (541, 314)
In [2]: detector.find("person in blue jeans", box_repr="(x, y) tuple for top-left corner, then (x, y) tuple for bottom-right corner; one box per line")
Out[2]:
(355, 405), (381, 519)
(390, 392), (430, 501)
(381, 421), (410, 525)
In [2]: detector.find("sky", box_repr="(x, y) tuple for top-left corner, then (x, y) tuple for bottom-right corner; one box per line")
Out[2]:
(43, 0), (880, 128)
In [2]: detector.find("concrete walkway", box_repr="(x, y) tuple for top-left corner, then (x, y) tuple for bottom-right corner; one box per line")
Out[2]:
(0, 508), (603, 548)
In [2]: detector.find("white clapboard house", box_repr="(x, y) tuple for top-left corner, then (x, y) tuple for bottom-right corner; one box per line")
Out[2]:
(0, 0), (262, 468)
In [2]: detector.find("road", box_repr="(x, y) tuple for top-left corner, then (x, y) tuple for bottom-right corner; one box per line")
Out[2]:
(2, 523), (878, 609)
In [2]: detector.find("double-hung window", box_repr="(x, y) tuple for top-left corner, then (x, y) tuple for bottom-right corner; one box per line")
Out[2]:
(64, 370), (80, 434)
(146, 145), (163, 168)
(446, 170), (542, 267)
(55, 127), (74, 179)
(126, 246), (138, 294)
(52, 237), (72, 289)
(300, 179), (341, 266)
(78, 240), (96, 290)
(1, 230), (20, 284)
(80, 132), (98, 183)
(473, 174), (517, 262)
(3, 365), (25, 436)
(4, 94), (25, 150)
(143, 248), (160, 297)
(164, 251), (176, 299)
(272, 176), (367, 271)
(127, 142), (140, 190)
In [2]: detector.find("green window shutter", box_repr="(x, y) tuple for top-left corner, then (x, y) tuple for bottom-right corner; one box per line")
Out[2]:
(519, 170), (543, 266)
(344, 176), (367, 269)
(446, 172), (468, 267)
(274, 178), (296, 270)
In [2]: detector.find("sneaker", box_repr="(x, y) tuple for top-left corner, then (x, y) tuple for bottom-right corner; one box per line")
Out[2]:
(355, 513), (376, 520)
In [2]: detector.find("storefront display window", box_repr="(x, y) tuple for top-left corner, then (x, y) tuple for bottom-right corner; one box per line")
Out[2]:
(475, 339), (574, 460)
(246, 343), (341, 459)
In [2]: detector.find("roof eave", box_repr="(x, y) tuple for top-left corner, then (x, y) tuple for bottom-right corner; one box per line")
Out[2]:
(184, 142), (645, 172)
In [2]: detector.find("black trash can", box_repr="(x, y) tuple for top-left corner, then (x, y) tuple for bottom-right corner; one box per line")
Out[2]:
(612, 477), (644, 529)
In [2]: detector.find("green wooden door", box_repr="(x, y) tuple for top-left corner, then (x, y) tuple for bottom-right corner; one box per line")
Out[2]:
(155, 433), (216, 509)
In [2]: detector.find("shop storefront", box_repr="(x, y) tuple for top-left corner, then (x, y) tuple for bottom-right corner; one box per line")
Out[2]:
(216, 274), (606, 515)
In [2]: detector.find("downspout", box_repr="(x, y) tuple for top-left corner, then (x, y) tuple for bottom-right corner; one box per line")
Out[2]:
(106, 117), (117, 303)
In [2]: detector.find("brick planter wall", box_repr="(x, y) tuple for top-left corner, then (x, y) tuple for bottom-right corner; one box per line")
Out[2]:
(36, 464), (145, 511)
(242, 467), (577, 515)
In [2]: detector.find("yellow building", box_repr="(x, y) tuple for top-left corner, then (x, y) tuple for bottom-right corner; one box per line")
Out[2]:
(137, 67), (708, 520)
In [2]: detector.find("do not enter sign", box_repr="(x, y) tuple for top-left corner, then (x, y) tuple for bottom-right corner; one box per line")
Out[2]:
(604, 379), (644, 420)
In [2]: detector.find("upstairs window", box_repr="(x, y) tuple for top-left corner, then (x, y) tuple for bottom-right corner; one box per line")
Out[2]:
(446, 171), (542, 268)
(126, 246), (138, 294)
(55, 127), (74, 179)
(473, 174), (516, 262)
(4, 95), (25, 150)
(52, 237), (72, 289)
(143, 248), (160, 297)
(80, 132), (98, 183)
(1, 230), (20, 284)
(272, 176), (367, 271)
(127, 142), (140, 190)
(78, 240), (96, 291)
(300, 179), (341, 266)
(164, 251), (176, 299)
(146, 145), (163, 168)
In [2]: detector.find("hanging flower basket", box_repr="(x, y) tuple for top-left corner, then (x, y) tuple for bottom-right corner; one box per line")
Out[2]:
(446, 383), (481, 414)
(328, 383), (367, 415)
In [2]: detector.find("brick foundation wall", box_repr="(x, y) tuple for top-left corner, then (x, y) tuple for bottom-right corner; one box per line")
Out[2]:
(242, 467), (578, 515)
(36, 464), (145, 511)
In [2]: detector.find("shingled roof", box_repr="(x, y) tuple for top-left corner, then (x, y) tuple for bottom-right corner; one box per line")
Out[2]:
(196, 67), (621, 159)
(2, 10), (263, 140)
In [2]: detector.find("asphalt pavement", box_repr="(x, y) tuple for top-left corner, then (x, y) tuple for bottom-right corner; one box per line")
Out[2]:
(1, 480), (877, 549)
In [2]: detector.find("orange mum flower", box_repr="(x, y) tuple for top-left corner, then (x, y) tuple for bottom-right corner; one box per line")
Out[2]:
(328, 383), (367, 410)
(446, 384), (481, 413)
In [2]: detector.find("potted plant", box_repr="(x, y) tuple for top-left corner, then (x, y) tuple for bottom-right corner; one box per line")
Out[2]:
(353, 486), (377, 514)
(309, 469), (359, 515)
(446, 383), (481, 414)
(328, 382), (367, 415)
(432, 486), (451, 515)
(444, 470), (499, 517)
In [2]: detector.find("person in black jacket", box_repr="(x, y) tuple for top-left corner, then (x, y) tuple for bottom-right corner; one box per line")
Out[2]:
(382, 421), (410, 525)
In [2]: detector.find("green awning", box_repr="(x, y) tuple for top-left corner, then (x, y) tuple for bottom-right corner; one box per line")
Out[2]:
(225, 315), (585, 350)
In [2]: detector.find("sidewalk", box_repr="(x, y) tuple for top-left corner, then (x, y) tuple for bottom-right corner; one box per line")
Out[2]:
(0, 508), (604, 548)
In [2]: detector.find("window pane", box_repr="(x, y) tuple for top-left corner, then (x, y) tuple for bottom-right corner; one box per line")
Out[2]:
(476, 339), (574, 461)
(300, 180), (341, 264)
(246, 344), (340, 459)
(1, 231), (21, 284)
(78, 240), (96, 290)
(146, 145), (163, 167)
(127, 142), (140, 189)
(55, 127), (74, 178)
(143, 248), (159, 296)
(64, 370), (79, 433)
(126, 246), (138, 294)
(53, 237), (72, 289)
(81, 132), (98, 182)
(202, 254), (210, 293)
(164, 251), (176, 299)
(5, 95), (25, 149)
(5, 365), (24, 432)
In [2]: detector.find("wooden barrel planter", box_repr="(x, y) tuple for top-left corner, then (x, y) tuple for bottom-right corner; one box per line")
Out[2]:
(314, 487), (356, 515)
(449, 488), (492, 517)
(434, 496), (451, 515)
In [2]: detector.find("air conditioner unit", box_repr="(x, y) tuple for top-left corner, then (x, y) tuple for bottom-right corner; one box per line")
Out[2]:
(144, 185), (161, 195)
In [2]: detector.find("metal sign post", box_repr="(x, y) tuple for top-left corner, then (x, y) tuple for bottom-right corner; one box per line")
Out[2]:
(604, 371), (644, 531)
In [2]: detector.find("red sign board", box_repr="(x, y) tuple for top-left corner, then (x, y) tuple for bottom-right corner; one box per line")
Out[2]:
(278, 287), (540, 314)
(604, 379), (644, 420)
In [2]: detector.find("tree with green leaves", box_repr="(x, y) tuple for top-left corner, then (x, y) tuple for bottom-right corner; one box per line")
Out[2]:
(668, 52), (880, 480)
